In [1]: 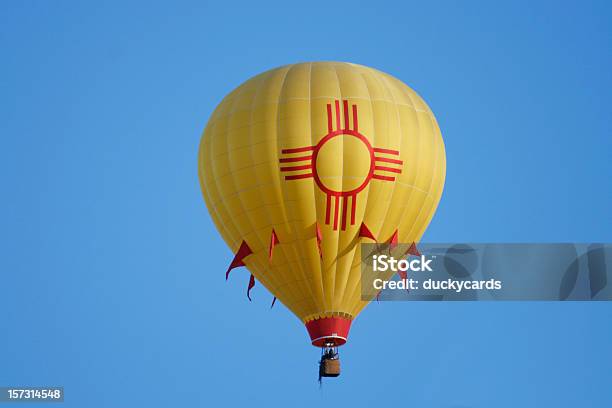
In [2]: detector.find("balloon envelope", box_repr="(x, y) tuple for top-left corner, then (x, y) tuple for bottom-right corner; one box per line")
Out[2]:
(198, 62), (445, 345)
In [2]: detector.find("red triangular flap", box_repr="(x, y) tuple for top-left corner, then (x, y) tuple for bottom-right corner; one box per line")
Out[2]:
(405, 242), (421, 257)
(315, 223), (323, 258)
(269, 229), (280, 262)
(247, 274), (255, 301)
(358, 222), (377, 241)
(388, 229), (399, 250)
(225, 240), (252, 280)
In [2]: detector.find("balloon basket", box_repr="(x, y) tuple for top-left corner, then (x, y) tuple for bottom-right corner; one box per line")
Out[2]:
(318, 345), (341, 381)
(320, 358), (340, 377)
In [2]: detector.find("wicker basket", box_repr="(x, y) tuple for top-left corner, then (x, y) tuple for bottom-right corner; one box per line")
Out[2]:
(321, 359), (341, 377)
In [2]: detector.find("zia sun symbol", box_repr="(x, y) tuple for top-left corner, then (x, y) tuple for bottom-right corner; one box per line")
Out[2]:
(279, 100), (403, 231)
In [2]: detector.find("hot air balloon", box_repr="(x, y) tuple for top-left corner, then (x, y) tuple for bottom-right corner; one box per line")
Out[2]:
(198, 62), (445, 378)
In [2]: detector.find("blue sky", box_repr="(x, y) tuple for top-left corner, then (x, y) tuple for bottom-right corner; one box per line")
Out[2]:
(1, 1), (611, 407)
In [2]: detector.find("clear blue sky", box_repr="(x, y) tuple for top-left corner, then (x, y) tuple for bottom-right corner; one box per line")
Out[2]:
(1, 1), (611, 407)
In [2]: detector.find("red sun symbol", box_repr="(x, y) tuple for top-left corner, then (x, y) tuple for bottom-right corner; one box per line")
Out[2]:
(279, 100), (403, 231)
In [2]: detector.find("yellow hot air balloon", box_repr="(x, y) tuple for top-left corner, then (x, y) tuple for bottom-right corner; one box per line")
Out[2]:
(198, 62), (445, 372)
